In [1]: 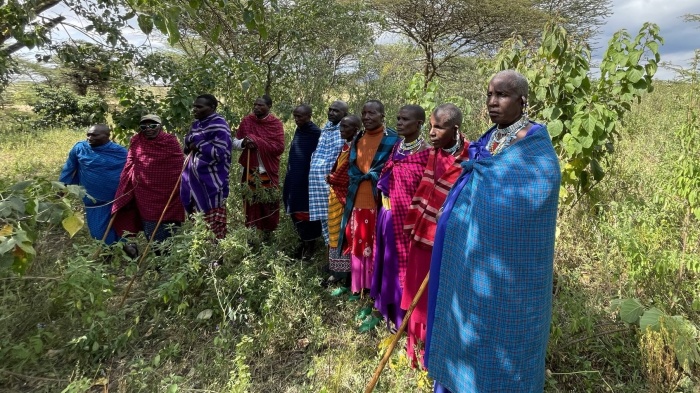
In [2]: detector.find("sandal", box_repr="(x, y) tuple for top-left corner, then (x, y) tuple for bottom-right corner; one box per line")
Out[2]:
(331, 287), (349, 297)
(355, 306), (372, 321)
(359, 316), (382, 333)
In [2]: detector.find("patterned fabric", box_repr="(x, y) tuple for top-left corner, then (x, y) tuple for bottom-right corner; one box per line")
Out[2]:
(426, 124), (560, 392)
(327, 144), (351, 249)
(405, 136), (469, 248)
(181, 113), (232, 213)
(203, 206), (227, 239)
(236, 113), (285, 185)
(337, 127), (399, 252)
(243, 170), (280, 231)
(59, 141), (127, 244)
(329, 246), (351, 273)
(308, 121), (344, 221)
(112, 132), (185, 237)
(379, 144), (430, 286)
(283, 121), (322, 214)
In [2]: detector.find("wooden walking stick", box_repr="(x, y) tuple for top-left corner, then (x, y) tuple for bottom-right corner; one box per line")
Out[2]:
(90, 213), (117, 259)
(118, 153), (192, 308)
(243, 148), (251, 219)
(365, 272), (430, 393)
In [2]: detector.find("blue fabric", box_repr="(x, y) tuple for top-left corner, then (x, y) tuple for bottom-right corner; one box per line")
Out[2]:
(308, 121), (344, 222)
(283, 121), (322, 213)
(59, 141), (127, 244)
(181, 113), (233, 213)
(426, 124), (560, 393)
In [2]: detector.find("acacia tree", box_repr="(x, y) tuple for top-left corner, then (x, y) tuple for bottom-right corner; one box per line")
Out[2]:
(372, 0), (545, 87)
(534, 0), (612, 41)
(170, 0), (374, 103)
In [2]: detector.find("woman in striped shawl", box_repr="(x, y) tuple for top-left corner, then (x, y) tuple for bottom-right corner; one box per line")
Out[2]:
(401, 103), (469, 368)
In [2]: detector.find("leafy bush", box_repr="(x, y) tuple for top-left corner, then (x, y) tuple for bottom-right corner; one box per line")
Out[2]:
(30, 85), (107, 129)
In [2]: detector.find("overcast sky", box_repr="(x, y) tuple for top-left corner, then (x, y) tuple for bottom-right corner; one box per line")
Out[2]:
(593, 0), (698, 79)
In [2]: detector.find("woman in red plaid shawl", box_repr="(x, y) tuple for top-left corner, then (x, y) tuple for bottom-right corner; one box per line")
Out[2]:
(369, 105), (430, 332)
(112, 114), (185, 248)
(401, 103), (469, 367)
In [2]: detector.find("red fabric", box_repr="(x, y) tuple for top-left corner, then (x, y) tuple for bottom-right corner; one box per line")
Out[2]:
(292, 211), (310, 221)
(236, 113), (285, 185)
(111, 132), (185, 236)
(344, 207), (376, 258)
(328, 155), (350, 205)
(401, 244), (431, 368)
(203, 206), (227, 239)
(242, 170), (280, 231)
(404, 138), (469, 248)
(382, 146), (430, 288)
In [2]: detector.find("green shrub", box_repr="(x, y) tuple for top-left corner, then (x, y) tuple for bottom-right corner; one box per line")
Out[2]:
(30, 85), (107, 129)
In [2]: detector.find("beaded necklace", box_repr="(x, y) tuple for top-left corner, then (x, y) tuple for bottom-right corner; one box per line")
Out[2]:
(441, 135), (462, 156)
(399, 136), (425, 155)
(486, 115), (529, 155)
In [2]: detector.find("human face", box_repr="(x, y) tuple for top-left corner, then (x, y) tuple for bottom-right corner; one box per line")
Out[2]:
(339, 118), (360, 141)
(192, 97), (215, 120)
(139, 121), (162, 140)
(396, 109), (423, 142)
(361, 102), (384, 131)
(253, 98), (271, 118)
(487, 75), (525, 127)
(293, 107), (311, 127)
(327, 102), (347, 125)
(86, 127), (110, 147)
(429, 110), (458, 149)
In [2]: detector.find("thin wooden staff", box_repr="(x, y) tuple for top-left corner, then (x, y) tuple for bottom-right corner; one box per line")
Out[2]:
(118, 152), (192, 309)
(244, 147), (251, 220)
(365, 272), (430, 393)
(90, 213), (117, 259)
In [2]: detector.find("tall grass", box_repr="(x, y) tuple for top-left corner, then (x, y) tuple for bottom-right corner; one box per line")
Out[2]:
(0, 81), (698, 392)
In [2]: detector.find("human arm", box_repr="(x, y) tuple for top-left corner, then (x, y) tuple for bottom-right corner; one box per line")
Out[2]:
(59, 145), (80, 185)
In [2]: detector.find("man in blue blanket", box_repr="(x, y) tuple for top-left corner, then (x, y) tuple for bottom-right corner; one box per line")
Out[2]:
(283, 104), (322, 259)
(425, 70), (561, 392)
(59, 124), (127, 244)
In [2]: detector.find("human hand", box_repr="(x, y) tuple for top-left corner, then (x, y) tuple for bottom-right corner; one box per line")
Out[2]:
(325, 174), (330, 184)
(245, 138), (257, 149)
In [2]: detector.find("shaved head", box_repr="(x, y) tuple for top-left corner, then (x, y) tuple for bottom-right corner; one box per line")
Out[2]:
(91, 124), (110, 134)
(400, 104), (426, 122)
(493, 70), (529, 97)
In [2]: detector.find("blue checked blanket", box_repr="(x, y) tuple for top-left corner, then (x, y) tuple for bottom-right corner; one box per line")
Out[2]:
(426, 124), (560, 392)
(308, 121), (344, 221)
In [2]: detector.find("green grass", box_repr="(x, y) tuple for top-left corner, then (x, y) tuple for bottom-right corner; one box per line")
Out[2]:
(1, 82), (699, 392)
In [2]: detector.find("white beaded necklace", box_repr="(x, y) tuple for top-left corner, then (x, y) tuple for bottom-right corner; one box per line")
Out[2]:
(441, 135), (462, 155)
(487, 115), (529, 155)
(399, 136), (425, 154)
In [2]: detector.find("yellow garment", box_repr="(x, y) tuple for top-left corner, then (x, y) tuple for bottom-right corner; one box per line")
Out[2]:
(328, 149), (350, 248)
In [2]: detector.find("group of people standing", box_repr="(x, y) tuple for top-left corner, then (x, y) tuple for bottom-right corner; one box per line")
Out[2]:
(60, 70), (561, 392)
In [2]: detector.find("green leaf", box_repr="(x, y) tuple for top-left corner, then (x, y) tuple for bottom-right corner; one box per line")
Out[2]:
(645, 61), (658, 77)
(547, 120), (563, 137)
(167, 384), (179, 393)
(590, 159), (604, 181)
(627, 66), (644, 83)
(137, 14), (153, 35)
(197, 309), (213, 320)
(61, 213), (84, 238)
(640, 307), (663, 331)
(619, 298), (644, 324)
